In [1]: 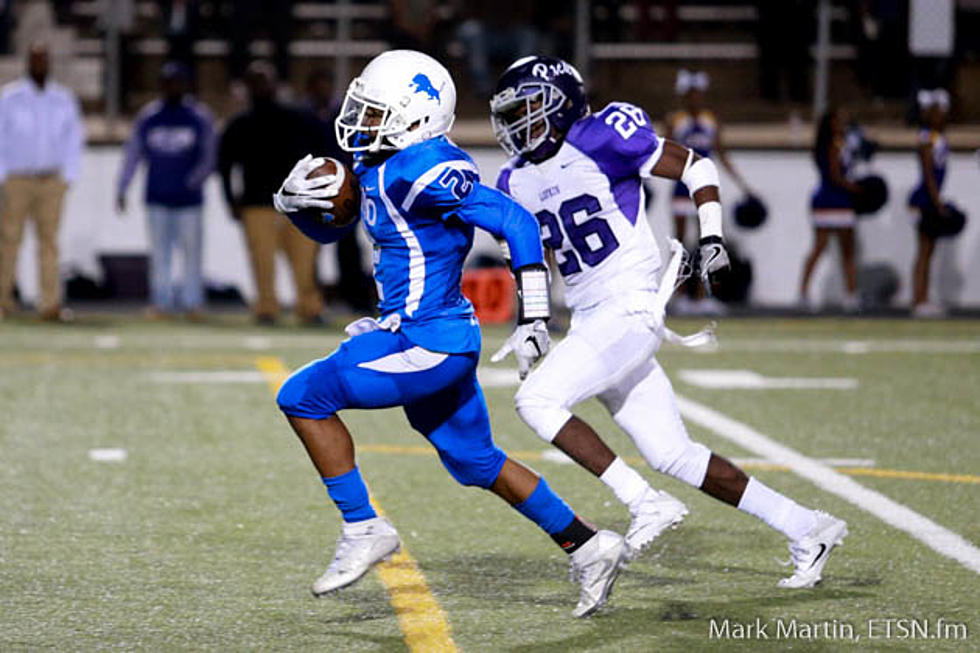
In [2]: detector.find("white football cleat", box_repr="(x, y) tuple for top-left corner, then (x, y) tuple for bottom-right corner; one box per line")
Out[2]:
(625, 489), (688, 559)
(568, 529), (628, 618)
(312, 516), (400, 596)
(778, 511), (848, 589)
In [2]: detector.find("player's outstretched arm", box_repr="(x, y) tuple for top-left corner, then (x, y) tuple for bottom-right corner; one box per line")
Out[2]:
(649, 140), (731, 294)
(456, 184), (552, 378)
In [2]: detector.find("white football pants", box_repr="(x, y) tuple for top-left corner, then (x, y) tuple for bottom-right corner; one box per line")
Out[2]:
(515, 297), (712, 488)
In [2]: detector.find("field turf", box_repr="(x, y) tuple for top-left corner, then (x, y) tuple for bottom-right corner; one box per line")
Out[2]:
(1, 315), (978, 651)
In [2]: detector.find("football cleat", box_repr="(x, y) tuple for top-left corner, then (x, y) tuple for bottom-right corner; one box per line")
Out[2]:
(625, 489), (688, 559)
(778, 511), (848, 589)
(568, 529), (628, 618)
(312, 516), (400, 596)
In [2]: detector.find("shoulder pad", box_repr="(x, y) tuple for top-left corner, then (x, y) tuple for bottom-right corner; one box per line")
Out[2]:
(383, 138), (481, 213)
(566, 102), (659, 180)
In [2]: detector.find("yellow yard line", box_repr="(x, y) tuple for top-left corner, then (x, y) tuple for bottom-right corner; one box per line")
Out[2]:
(254, 357), (457, 653)
(254, 356), (292, 394)
(367, 497), (457, 653)
(840, 467), (980, 485)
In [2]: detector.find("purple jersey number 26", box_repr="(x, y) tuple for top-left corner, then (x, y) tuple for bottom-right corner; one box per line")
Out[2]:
(535, 193), (620, 277)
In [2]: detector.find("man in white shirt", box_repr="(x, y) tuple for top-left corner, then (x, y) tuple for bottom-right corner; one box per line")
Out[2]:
(0, 42), (84, 320)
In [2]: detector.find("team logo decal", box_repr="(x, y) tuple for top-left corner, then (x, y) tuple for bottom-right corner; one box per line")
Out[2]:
(531, 60), (581, 81)
(410, 73), (442, 103)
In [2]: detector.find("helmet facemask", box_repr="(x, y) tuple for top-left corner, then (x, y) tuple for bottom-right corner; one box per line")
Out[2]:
(490, 82), (568, 158)
(335, 84), (411, 153)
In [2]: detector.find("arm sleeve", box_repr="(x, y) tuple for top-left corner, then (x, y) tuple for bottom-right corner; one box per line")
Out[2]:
(61, 94), (84, 183)
(216, 121), (238, 207)
(397, 159), (481, 215)
(186, 104), (217, 190)
(454, 183), (543, 269)
(285, 209), (359, 244)
(116, 114), (146, 197)
(0, 96), (8, 182)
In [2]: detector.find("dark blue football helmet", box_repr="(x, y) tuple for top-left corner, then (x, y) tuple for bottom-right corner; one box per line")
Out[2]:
(490, 56), (589, 161)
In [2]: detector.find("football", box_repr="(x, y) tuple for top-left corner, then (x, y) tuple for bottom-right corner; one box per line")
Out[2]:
(307, 157), (360, 227)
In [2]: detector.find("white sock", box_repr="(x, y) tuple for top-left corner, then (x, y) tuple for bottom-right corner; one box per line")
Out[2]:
(737, 477), (818, 541)
(599, 456), (650, 510)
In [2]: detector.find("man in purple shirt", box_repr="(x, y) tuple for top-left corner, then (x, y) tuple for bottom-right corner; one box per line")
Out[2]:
(116, 62), (215, 319)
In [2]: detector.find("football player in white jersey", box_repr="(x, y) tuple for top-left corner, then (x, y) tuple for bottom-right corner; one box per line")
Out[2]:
(490, 56), (847, 588)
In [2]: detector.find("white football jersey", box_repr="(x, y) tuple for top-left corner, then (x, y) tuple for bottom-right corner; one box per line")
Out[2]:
(497, 103), (663, 310)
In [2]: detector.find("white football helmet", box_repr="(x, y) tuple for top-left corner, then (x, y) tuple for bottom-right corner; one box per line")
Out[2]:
(335, 50), (456, 153)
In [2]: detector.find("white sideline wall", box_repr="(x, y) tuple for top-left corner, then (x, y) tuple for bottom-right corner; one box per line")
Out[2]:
(9, 147), (980, 308)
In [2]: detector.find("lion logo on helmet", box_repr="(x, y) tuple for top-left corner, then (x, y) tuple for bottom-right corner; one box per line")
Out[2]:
(410, 73), (442, 104)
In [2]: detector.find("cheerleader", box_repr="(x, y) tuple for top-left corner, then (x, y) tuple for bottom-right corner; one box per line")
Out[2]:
(909, 89), (951, 318)
(799, 108), (862, 311)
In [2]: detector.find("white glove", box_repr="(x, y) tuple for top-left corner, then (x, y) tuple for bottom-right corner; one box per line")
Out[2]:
(491, 320), (550, 380)
(272, 154), (341, 214)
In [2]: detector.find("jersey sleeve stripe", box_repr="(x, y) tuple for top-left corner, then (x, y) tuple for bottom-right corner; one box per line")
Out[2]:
(401, 159), (479, 212)
(379, 163), (427, 318)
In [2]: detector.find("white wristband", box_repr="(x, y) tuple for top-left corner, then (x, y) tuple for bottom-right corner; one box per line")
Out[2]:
(516, 266), (550, 323)
(698, 201), (723, 240)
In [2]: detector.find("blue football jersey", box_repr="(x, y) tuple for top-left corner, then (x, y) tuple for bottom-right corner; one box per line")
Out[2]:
(353, 137), (484, 353)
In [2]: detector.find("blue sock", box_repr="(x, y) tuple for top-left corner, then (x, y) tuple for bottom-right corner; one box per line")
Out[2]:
(512, 477), (575, 534)
(322, 466), (377, 523)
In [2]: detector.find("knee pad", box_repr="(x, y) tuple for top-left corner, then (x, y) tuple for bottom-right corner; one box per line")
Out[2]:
(276, 357), (346, 419)
(656, 441), (712, 488)
(437, 445), (507, 488)
(514, 382), (571, 443)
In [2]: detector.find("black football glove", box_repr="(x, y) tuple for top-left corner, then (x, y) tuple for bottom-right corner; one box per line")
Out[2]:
(695, 235), (731, 296)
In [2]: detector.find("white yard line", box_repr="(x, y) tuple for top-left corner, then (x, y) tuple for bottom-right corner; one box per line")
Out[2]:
(675, 394), (980, 575)
(678, 369), (857, 390)
(242, 336), (272, 350)
(663, 338), (980, 355)
(147, 371), (267, 383)
(88, 448), (127, 462)
(93, 335), (120, 349)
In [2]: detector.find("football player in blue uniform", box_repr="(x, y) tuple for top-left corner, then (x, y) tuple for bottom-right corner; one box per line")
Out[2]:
(490, 56), (847, 588)
(270, 50), (624, 618)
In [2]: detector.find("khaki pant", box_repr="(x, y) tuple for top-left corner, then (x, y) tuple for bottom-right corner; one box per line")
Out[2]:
(241, 206), (322, 320)
(0, 175), (68, 313)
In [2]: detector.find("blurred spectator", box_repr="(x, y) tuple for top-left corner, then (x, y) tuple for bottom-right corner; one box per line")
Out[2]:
(229, 0), (293, 84)
(0, 0), (11, 54)
(388, 0), (438, 52)
(218, 61), (326, 325)
(303, 69), (373, 313)
(909, 89), (951, 318)
(799, 108), (862, 312)
(159, 0), (200, 75)
(755, 0), (811, 103)
(909, 0), (956, 95)
(454, 1), (538, 96)
(667, 70), (752, 316)
(99, 0), (138, 113)
(0, 42), (83, 321)
(116, 62), (215, 320)
(855, 0), (909, 99)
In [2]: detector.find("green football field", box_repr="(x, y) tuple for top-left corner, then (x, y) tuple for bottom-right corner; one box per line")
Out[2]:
(1, 315), (978, 651)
